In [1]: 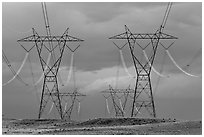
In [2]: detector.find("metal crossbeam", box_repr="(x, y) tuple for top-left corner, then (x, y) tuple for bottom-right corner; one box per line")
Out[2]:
(109, 32), (178, 40)
(18, 35), (84, 42)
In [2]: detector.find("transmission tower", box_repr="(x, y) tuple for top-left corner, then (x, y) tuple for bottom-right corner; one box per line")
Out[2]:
(17, 3), (84, 119)
(101, 41), (135, 118)
(109, 3), (177, 118)
(101, 85), (134, 117)
(59, 89), (86, 120)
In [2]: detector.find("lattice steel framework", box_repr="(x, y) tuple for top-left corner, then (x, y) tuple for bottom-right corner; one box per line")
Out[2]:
(109, 25), (177, 117)
(59, 89), (86, 120)
(18, 28), (83, 119)
(101, 85), (134, 117)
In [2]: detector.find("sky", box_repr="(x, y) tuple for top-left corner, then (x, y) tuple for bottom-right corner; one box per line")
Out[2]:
(2, 2), (202, 121)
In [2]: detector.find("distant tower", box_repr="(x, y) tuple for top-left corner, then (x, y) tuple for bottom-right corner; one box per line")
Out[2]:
(60, 89), (86, 120)
(101, 85), (134, 117)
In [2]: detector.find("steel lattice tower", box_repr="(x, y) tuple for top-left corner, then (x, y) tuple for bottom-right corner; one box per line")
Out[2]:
(59, 89), (86, 120)
(109, 2), (178, 118)
(101, 85), (134, 117)
(18, 28), (83, 119)
(109, 25), (177, 118)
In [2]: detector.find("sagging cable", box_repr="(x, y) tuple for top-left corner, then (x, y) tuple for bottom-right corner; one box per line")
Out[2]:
(166, 50), (199, 77)
(153, 51), (167, 96)
(2, 52), (28, 86)
(119, 49), (133, 78)
(143, 50), (168, 77)
(78, 101), (81, 116)
(48, 102), (54, 115)
(119, 98), (124, 112)
(105, 98), (110, 114)
(64, 102), (68, 113)
(66, 52), (74, 85)
(3, 52), (29, 86)
(27, 53), (41, 104)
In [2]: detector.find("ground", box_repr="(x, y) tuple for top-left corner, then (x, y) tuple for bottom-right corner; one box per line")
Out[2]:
(2, 117), (202, 135)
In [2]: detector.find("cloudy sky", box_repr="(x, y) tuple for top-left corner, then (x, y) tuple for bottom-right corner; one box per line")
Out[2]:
(2, 2), (202, 120)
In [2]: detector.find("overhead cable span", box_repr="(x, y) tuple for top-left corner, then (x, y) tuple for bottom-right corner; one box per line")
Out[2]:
(105, 98), (110, 114)
(119, 98), (124, 112)
(27, 53), (41, 104)
(66, 52), (74, 85)
(143, 50), (168, 77)
(153, 51), (167, 96)
(185, 48), (201, 69)
(78, 101), (81, 116)
(119, 49), (134, 78)
(3, 52), (29, 86)
(64, 102), (68, 113)
(47, 102), (54, 115)
(166, 50), (199, 77)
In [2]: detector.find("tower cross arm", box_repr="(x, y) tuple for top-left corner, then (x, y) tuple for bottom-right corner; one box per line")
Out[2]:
(17, 35), (40, 42)
(46, 92), (86, 96)
(109, 32), (178, 40)
(17, 35), (84, 42)
(109, 32), (128, 39)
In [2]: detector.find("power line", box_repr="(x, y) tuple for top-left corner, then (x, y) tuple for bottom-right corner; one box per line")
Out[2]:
(27, 53), (40, 106)
(2, 50), (28, 86)
(166, 50), (199, 77)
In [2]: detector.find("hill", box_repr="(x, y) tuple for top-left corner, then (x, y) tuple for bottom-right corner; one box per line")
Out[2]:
(2, 117), (202, 135)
